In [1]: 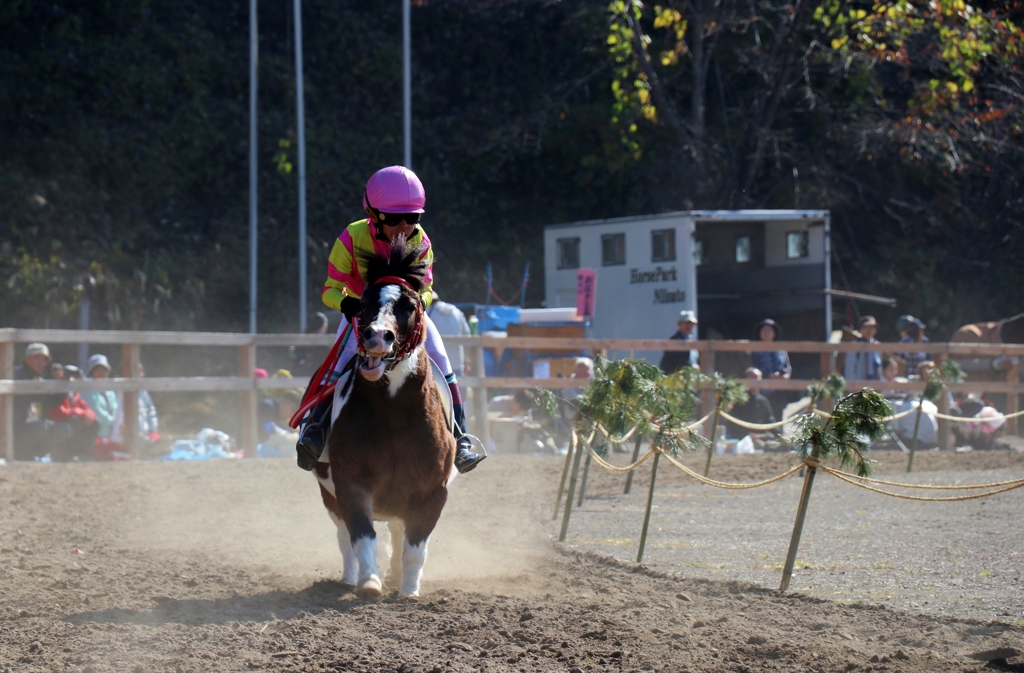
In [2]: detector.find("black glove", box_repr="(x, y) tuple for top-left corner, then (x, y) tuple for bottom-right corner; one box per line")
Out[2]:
(340, 296), (362, 320)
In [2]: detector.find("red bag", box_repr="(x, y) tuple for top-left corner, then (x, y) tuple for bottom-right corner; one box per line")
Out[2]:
(48, 393), (97, 425)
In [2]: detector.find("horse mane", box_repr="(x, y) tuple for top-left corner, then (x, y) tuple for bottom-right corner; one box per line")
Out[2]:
(360, 237), (429, 294)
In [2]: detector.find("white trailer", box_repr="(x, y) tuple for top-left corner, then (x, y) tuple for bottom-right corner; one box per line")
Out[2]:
(544, 210), (831, 368)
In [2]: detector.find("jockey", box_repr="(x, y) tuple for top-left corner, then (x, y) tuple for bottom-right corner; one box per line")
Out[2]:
(295, 165), (485, 475)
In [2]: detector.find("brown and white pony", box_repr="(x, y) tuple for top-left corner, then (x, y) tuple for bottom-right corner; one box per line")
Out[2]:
(314, 241), (455, 599)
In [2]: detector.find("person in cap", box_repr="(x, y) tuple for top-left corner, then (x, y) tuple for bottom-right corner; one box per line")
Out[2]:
(843, 315), (882, 382)
(659, 310), (699, 374)
(295, 166), (483, 475)
(896, 314), (930, 376)
(12, 343), (55, 459)
(750, 319), (791, 419)
(82, 354), (119, 447)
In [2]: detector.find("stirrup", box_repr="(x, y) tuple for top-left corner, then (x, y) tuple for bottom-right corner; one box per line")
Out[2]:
(454, 433), (486, 474)
(296, 424), (325, 472)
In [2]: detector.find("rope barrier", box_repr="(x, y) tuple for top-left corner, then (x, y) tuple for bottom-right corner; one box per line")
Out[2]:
(718, 410), (807, 431)
(814, 464), (1024, 501)
(659, 451), (805, 489)
(814, 467), (1024, 490)
(812, 407), (918, 422)
(930, 408), (1024, 422)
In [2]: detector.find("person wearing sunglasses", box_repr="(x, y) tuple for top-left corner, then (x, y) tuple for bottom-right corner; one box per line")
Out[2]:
(294, 165), (484, 475)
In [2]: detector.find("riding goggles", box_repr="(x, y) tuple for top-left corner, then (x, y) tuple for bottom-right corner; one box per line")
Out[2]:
(375, 210), (421, 226)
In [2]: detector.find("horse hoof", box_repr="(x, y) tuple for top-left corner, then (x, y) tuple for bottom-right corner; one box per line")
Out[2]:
(357, 577), (383, 600)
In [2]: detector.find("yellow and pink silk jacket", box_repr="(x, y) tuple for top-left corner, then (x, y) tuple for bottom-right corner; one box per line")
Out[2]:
(322, 219), (434, 311)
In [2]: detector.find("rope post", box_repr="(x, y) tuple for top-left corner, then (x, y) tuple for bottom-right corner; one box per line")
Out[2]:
(558, 431), (586, 542)
(907, 399), (924, 473)
(780, 457), (818, 591)
(636, 447), (662, 563)
(577, 442), (594, 506)
(553, 431), (576, 520)
(624, 433), (643, 494)
(935, 353), (951, 450)
(703, 402), (721, 478)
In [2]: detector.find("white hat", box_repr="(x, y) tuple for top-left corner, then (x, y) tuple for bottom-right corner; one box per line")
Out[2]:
(87, 354), (111, 375)
(678, 310), (698, 324)
(24, 342), (51, 360)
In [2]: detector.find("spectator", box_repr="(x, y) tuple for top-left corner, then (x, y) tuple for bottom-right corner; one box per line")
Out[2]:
(896, 315), (930, 376)
(427, 292), (472, 376)
(489, 390), (536, 418)
(83, 354), (120, 459)
(258, 389), (302, 457)
(725, 368), (776, 439)
(843, 315), (882, 382)
(659, 310), (699, 374)
(750, 319), (791, 419)
(562, 357), (594, 418)
(12, 343), (57, 460)
(46, 364), (98, 460)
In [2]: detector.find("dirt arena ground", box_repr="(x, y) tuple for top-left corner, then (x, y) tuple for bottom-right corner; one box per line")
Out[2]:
(1, 448), (1023, 672)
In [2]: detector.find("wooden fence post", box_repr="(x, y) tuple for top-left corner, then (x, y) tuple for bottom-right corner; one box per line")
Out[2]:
(623, 433), (643, 494)
(469, 339), (492, 453)
(121, 343), (140, 457)
(1006, 364), (1019, 436)
(558, 433), (586, 542)
(701, 348), (716, 439)
(1, 337), (13, 462)
(934, 354), (951, 451)
(239, 342), (257, 457)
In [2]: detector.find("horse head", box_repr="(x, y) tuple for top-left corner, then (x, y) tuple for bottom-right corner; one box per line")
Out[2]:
(355, 239), (429, 382)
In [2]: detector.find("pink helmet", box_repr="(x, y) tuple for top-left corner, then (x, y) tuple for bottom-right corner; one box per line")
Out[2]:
(362, 166), (425, 214)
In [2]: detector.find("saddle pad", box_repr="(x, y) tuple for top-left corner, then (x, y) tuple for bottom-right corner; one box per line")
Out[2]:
(429, 357), (454, 433)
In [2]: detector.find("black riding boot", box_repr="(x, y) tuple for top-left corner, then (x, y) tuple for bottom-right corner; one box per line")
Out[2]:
(452, 403), (485, 474)
(296, 401), (332, 471)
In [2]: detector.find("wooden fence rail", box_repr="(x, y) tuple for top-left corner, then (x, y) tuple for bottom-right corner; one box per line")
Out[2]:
(3, 329), (1023, 461)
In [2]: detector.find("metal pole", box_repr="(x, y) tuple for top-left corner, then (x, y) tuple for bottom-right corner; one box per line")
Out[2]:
(249, 0), (259, 334)
(908, 400), (924, 473)
(78, 298), (90, 369)
(823, 214), (832, 341)
(703, 403), (721, 477)
(577, 444), (593, 506)
(294, 0), (308, 333)
(402, 0), (412, 169)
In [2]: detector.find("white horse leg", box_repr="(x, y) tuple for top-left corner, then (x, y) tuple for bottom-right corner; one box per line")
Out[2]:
(327, 512), (358, 586)
(400, 534), (430, 597)
(386, 519), (405, 587)
(353, 534), (382, 599)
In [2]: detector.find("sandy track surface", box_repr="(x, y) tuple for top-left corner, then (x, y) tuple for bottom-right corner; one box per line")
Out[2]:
(1, 451), (1022, 672)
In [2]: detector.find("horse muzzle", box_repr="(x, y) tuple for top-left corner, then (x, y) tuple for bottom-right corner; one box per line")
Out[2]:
(359, 328), (395, 381)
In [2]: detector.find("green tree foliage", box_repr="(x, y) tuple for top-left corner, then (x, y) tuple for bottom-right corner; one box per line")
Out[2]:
(1, 0), (1022, 337)
(789, 390), (893, 477)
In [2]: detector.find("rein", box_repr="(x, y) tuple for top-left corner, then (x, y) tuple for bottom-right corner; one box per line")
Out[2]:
(355, 276), (426, 367)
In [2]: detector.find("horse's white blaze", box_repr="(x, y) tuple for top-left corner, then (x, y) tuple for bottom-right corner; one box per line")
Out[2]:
(326, 510), (358, 585)
(400, 536), (429, 597)
(354, 535), (381, 594)
(387, 348), (420, 398)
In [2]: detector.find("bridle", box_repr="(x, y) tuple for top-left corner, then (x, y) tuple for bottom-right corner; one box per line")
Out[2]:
(354, 275), (425, 367)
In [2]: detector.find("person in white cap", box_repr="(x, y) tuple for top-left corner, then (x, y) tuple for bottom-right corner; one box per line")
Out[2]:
(659, 310), (699, 374)
(12, 343), (55, 459)
(83, 354), (119, 447)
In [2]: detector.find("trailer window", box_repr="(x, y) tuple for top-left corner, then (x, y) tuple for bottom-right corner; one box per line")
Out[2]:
(602, 233), (626, 266)
(694, 239), (705, 266)
(735, 235), (751, 263)
(786, 231), (809, 259)
(651, 229), (676, 262)
(557, 237), (580, 269)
